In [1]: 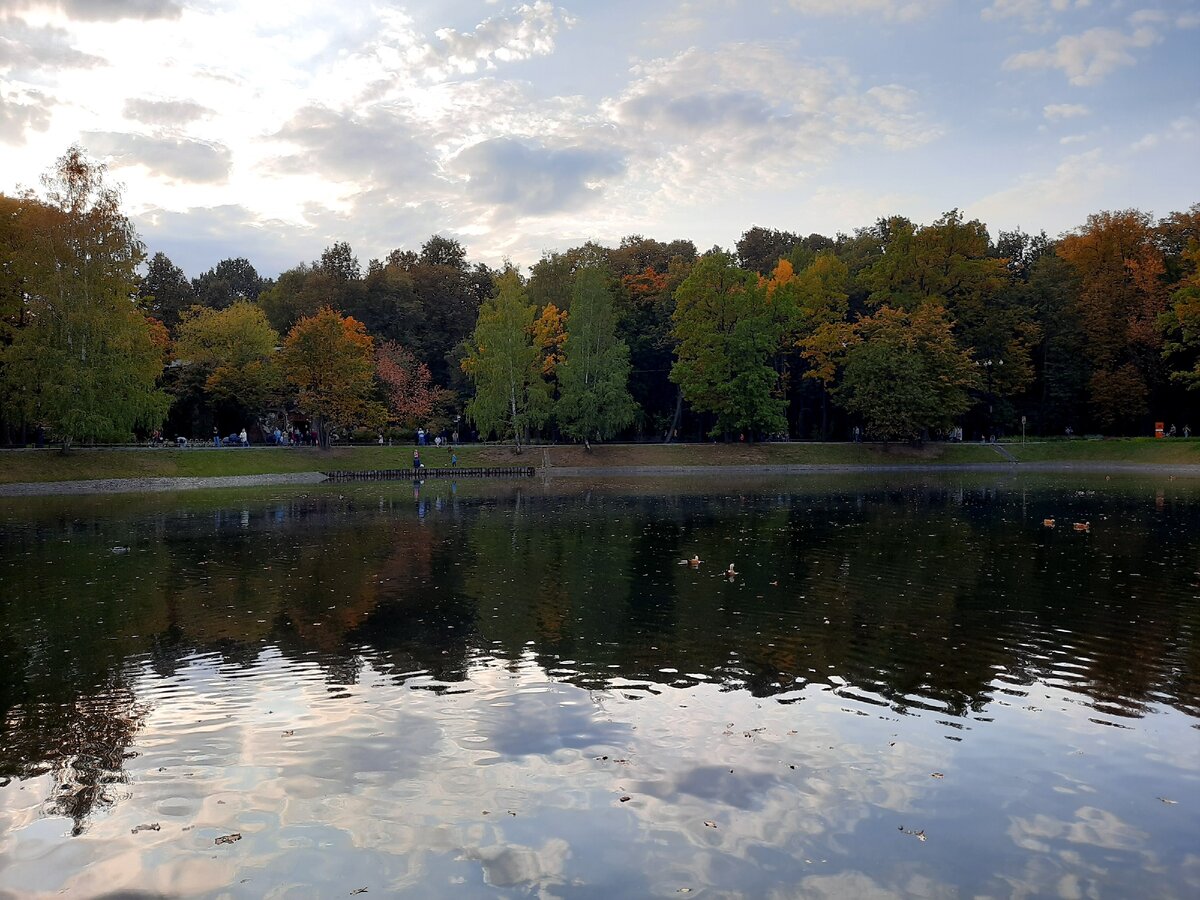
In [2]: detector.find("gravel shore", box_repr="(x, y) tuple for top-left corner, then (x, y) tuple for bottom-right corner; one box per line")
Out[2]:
(0, 471), (328, 496)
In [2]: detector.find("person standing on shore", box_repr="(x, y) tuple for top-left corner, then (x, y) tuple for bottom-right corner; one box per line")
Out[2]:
(413, 449), (421, 471)
(213, 426), (220, 447)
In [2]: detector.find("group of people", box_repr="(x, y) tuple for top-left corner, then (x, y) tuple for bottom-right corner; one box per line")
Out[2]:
(416, 427), (459, 447)
(212, 427), (249, 447)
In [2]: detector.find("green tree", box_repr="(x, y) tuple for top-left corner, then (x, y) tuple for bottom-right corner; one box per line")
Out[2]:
(557, 265), (636, 445)
(1, 147), (168, 449)
(670, 251), (786, 438)
(1160, 242), (1200, 389)
(279, 307), (383, 448)
(138, 251), (194, 331)
(173, 301), (281, 422)
(860, 211), (1037, 428)
(192, 257), (266, 310)
(803, 305), (979, 442)
(461, 269), (549, 450)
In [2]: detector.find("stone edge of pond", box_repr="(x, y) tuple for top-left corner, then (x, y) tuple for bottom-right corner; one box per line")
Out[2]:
(542, 462), (1200, 477)
(0, 471), (330, 496)
(6, 460), (1200, 496)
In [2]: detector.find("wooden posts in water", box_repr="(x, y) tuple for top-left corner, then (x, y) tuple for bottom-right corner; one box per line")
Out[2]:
(323, 467), (535, 481)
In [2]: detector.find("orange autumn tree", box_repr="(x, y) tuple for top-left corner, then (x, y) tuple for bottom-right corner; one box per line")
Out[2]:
(533, 302), (568, 377)
(375, 340), (448, 430)
(280, 306), (384, 447)
(1058, 210), (1167, 428)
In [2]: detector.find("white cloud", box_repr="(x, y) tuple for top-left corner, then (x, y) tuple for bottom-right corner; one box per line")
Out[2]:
(1043, 103), (1089, 120)
(1004, 25), (1160, 85)
(605, 44), (939, 196)
(1129, 115), (1198, 152)
(417, 1), (574, 79)
(983, 0), (1092, 30)
(784, 0), (941, 20)
(969, 148), (1120, 233)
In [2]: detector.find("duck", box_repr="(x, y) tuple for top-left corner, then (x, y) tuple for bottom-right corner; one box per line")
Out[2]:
(690, 555), (702, 567)
(726, 563), (738, 578)
(1043, 518), (1055, 528)
(1073, 522), (1090, 533)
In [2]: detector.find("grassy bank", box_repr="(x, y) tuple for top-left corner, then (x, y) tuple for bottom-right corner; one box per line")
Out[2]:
(1003, 437), (1200, 464)
(0, 441), (1000, 484)
(3, 438), (1197, 484)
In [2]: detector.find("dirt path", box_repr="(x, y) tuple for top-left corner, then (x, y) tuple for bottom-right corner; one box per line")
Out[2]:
(0, 472), (328, 497)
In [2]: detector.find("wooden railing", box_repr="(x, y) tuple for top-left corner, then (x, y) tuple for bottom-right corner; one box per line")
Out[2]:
(323, 466), (535, 481)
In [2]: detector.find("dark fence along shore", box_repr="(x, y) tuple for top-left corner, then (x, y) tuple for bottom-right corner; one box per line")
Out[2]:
(323, 466), (536, 481)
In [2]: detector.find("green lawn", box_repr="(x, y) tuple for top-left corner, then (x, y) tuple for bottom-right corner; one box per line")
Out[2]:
(0, 445), (486, 484)
(8, 438), (1196, 484)
(1002, 437), (1200, 464)
(1, 441), (1004, 483)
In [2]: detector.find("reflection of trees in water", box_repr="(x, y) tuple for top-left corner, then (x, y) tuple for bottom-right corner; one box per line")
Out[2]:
(1, 482), (1198, 823)
(1, 679), (146, 836)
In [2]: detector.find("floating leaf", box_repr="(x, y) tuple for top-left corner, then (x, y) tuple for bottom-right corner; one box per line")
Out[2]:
(215, 833), (242, 846)
(130, 823), (160, 834)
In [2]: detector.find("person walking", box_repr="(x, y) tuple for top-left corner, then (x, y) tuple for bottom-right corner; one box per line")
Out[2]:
(451, 451), (458, 468)
(213, 426), (220, 448)
(239, 427), (248, 447)
(413, 449), (421, 472)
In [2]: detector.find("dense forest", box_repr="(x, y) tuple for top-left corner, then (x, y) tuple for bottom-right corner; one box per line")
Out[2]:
(2, 148), (1198, 448)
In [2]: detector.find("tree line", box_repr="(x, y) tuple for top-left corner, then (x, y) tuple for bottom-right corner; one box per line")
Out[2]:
(2, 147), (1198, 449)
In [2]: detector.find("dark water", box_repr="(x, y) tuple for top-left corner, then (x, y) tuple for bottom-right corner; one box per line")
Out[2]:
(1, 475), (1197, 898)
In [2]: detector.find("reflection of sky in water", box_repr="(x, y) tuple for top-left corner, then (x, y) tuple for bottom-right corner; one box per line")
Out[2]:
(1, 477), (1200, 898)
(0, 646), (1196, 899)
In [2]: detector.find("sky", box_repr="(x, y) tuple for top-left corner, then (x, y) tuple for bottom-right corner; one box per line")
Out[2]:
(1, 0), (1197, 277)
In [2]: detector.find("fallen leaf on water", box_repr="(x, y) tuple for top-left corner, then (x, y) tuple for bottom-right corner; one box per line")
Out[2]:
(1158, 797), (1177, 804)
(930, 773), (944, 779)
(704, 821), (717, 829)
(351, 890), (369, 896)
(679, 889), (693, 894)
(898, 826), (927, 842)
(215, 833), (242, 846)
(130, 823), (160, 834)
(281, 730), (294, 737)
(619, 796), (631, 803)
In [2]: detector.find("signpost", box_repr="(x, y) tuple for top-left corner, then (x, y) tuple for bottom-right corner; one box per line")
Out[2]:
(1021, 415), (1026, 444)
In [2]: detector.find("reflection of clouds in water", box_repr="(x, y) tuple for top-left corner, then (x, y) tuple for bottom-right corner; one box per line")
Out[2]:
(1009, 806), (1149, 854)
(1002, 806), (1170, 898)
(468, 681), (631, 758)
(461, 837), (571, 890)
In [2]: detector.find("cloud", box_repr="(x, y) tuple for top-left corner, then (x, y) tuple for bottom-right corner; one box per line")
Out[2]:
(1004, 25), (1160, 85)
(968, 148), (1120, 233)
(0, 0), (182, 20)
(418, 1), (574, 79)
(983, 0), (1092, 30)
(82, 131), (232, 183)
(123, 97), (214, 126)
(0, 18), (105, 75)
(136, 203), (308, 276)
(784, 0), (941, 21)
(0, 87), (53, 144)
(271, 104), (432, 188)
(1129, 115), (1198, 152)
(448, 137), (624, 216)
(1043, 103), (1089, 120)
(605, 44), (938, 194)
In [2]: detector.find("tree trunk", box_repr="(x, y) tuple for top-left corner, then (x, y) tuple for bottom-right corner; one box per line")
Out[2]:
(664, 389), (683, 443)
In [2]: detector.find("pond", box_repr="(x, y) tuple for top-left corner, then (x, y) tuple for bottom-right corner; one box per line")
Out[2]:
(1, 475), (1197, 898)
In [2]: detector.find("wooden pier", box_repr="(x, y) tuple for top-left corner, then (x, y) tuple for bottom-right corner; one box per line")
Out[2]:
(323, 466), (535, 481)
